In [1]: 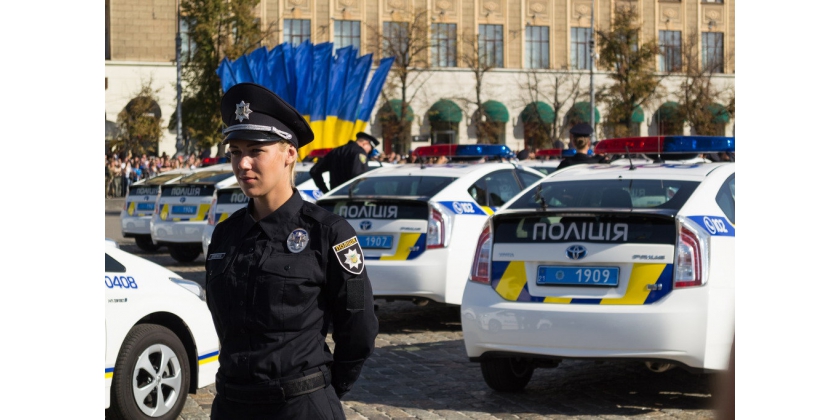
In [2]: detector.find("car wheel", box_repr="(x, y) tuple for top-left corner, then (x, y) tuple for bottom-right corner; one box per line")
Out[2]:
(488, 319), (502, 334)
(135, 236), (161, 252)
(109, 324), (190, 420)
(480, 357), (534, 392)
(169, 244), (202, 263)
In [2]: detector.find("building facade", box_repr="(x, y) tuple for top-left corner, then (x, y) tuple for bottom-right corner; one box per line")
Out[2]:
(105, 0), (735, 157)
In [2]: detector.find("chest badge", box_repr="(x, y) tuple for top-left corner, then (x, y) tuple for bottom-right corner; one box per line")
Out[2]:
(333, 236), (364, 275)
(287, 228), (309, 253)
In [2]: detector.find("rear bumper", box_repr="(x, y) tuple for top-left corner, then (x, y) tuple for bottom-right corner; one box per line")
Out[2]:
(121, 215), (152, 236)
(460, 281), (733, 371)
(366, 250), (450, 303)
(151, 219), (206, 244)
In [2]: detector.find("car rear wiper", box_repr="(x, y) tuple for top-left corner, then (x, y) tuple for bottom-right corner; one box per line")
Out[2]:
(534, 183), (548, 211)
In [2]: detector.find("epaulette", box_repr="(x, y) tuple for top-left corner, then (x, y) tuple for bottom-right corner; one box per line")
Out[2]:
(301, 201), (343, 227)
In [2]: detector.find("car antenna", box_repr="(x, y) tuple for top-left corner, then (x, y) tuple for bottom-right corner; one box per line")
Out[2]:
(534, 183), (548, 211)
(625, 145), (636, 171)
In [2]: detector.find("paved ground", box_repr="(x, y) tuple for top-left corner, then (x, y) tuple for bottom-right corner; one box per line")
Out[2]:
(106, 198), (720, 419)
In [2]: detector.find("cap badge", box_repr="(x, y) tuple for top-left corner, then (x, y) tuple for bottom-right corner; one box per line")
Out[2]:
(287, 228), (309, 253)
(235, 101), (253, 122)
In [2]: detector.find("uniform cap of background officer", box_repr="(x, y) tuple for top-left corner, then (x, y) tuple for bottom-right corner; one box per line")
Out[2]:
(220, 82), (314, 148)
(354, 132), (380, 147)
(569, 122), (594, 138)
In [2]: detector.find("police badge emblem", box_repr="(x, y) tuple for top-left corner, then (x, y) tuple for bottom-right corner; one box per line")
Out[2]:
(332, 236), (364, 275)
(235, 100), (253, 122)
(287, 228), (309, 253)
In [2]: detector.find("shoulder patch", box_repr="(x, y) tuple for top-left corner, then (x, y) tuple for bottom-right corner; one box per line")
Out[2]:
(358, 153), (367, 164)
(333, 236), (364, 275)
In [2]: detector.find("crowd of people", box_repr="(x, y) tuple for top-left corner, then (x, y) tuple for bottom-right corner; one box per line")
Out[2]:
(105, 152), (202, 198)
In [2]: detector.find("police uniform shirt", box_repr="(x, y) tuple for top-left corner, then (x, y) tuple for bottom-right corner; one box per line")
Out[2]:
(205, 190), (378, 397)
(309, 141), (369, 192)
(556, 152), (607, 170)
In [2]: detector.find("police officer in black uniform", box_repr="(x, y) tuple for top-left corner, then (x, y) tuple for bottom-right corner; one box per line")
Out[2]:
(206, 82), (378, 419)
(556, 123), (608, 170)
(309, 132), (379, 193)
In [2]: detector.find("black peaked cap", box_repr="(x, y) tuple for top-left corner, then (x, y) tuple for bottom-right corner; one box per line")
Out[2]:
(355, 132), (380, 147)
(220, 82), (314, 148)
(570, 122), (594, 137)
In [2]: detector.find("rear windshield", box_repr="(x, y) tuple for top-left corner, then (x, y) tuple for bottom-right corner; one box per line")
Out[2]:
(509, 179), (700, 210)
(295, 171), (312, 185)
(144, 173), (185, 185)
(218, 188), (249, 205)
(178, 170), (232, 184)
(331, 176), (457, 197)
(128, 185), (160, 196)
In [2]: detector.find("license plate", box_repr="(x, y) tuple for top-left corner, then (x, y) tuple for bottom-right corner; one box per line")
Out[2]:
(537, 266), (619, 287)
(358, 235), (393, 249)
(136, 202), (155, 211)
(171, 205), (197, 215)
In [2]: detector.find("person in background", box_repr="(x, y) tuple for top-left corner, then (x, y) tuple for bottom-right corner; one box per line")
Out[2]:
(556, 123), (607, 170)
(309, 132), (380, 193)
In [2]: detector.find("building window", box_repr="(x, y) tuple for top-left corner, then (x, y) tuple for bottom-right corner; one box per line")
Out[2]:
(659, 30), (682, 72)
(479, 24), (504, 68)
(525, 26), (550, 69)
(334, 20), (361, 51)
(383, 21), (410, 54)
(571, 27), (592, 70)
(284, 19), (311, 46)
(431, 23), (457, 67)
(178, 17), (197, 61)
(702, 32), (724, 73)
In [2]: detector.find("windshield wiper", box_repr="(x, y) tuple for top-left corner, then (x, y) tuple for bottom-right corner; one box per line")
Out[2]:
(534, 183), (548, 211)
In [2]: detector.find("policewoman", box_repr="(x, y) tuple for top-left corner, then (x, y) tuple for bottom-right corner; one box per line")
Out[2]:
(205, 83), (378, 419)
(556, 123), (608, 170)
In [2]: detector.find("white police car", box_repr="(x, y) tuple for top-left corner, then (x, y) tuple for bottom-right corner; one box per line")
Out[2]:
(461, 136), (735, 392)
(121, 169), (194, 251)
(150, 164), (234, 263)
(317, 145), (545, 305)
(105, 241), (219, 419)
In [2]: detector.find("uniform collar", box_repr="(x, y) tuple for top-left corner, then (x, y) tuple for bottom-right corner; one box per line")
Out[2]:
(245, 189), (304, 241)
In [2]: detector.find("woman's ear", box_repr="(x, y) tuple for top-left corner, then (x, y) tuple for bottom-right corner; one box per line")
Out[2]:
(286, 145), (298, 163)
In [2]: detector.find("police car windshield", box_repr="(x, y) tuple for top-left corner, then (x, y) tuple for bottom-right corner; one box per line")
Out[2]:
(331, 176), (458, 197)
(178, 170), (232, 184)
(509, 179), (700, 210)
(295, 171), (312, 185)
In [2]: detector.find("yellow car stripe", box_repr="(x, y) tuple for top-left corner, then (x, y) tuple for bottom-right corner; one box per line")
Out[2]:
(218, 213), (230, 223)
(105, 372), (113, 379)
(160, 204), (170, 221)
(496, 261), (527, 301)
(127, 202), (136, 216)
(198, 355), (219, 365)
(190, 203), (212, 221)
(600, 263), (666, 305)
(480, 206), (495, 215)
(379, 233), (421, 261)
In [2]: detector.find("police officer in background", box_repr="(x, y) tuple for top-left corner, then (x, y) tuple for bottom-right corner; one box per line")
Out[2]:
(206, 82), (378, 419)
(309, 132), (379, 193)
(556, 122), (608, 170)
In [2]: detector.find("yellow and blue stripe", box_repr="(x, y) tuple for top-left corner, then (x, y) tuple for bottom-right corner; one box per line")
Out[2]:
(490, 261), (673, 305)
(365, 233), (426, 261)
(198, 350), (219, 366)
(105, 367), (114, 379)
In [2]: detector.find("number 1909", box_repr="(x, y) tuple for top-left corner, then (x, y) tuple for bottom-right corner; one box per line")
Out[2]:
(575, 269), (611, 283)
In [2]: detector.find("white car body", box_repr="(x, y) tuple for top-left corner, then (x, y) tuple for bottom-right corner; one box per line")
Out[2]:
(461, 160), (735, 388)
(120, 169), (195, 250)
(317, 162), (545, 305)
(105, 241), (219, 416)
(150, 164), (235, 262)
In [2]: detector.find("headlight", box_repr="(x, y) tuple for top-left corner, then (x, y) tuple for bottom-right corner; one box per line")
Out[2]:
(170, 277), (206, 301)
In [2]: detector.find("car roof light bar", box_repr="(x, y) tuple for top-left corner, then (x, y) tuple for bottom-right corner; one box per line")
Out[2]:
(593, 136), (735, 155)
(413, 144), (515, 159)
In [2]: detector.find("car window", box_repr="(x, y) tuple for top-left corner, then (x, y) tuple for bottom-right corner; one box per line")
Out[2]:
(715, 173), (735, 223)
(105, 253), (126, 273)
(178, 170), (232, 184)
(468, 178), (489, 207)
(516, 170), (543, 189)
(295, 171), (312, 185)
(332, 176), (457, 197)
(484, 170), (522, 207)
(508, 179), (700, 210)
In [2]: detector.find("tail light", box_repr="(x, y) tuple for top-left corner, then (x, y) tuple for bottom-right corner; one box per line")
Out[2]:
(469, 221), (493, 284)
(208, 198), (218, 226)
(427, 203), (451, 249)
(674, 217), (710, 288)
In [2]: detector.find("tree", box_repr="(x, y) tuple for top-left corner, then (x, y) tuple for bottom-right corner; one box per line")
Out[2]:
(518, 69), (584, 149)
(596, 4), (662, 138)
(179, 0), (268, 153)
(116, 79), (164, 157)
(456, 30), (502, 144)
(673, 30), (735, 135)
(367, 8), (433, 154)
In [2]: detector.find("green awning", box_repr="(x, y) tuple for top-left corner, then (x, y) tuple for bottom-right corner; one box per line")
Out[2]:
(520, 101), (555, 124)
(654, 101), (681, 121)
(568, 102), (601, 124)
(482, 100), (509, 123)
(631, 105), (645, 123)
(378, 99), (415, 122)
(428, 99), (463, 123)
(707, 103), (731, 123)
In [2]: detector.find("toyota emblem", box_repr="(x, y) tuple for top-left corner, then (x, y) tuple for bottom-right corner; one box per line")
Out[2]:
(359, 221), (372, 231)
(566, 245), (587, 260)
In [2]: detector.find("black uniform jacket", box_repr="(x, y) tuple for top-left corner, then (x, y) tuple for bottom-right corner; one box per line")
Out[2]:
(205, 190), (378, 398)
(556, 152), (608, 170)
(309, 141), (369, 193)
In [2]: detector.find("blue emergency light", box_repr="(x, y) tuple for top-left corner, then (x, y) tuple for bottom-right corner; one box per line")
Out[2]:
(593, 136), (735, 155)
(413, 144), (515, 159)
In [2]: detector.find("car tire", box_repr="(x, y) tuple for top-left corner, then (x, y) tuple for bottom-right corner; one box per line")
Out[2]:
(135, 235), (161, 252)
(169, 244), (202, 263)
(109, 324), (190, 420)
(480, 357), (534, 392)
